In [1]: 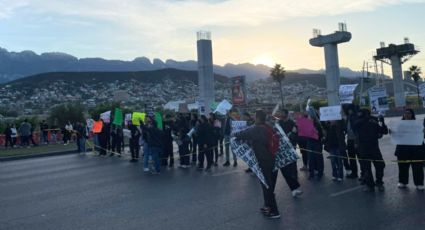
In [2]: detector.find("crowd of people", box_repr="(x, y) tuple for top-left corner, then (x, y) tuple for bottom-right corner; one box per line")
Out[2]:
(2, 106), (424, 220)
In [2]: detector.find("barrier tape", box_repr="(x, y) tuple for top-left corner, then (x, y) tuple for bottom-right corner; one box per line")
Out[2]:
(84, 138), (425, 164)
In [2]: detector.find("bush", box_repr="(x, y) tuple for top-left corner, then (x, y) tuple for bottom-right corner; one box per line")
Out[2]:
(49, 103), (85, 128)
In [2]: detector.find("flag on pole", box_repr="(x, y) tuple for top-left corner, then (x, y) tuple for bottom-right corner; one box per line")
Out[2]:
(113, 108), (123, 125)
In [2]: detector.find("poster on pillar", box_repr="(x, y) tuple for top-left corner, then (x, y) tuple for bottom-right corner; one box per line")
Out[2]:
(197, 99), (206, 115)
(231, 76), (247, 105)
(339, 84), (358, 104)
(419, 83), (425, 108)
(368, 86), (389, 113)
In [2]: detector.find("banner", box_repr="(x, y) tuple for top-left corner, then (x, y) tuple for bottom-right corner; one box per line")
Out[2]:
(419, 83), (425, 108)
(231, 120), (248, 134)
(368, 86), (389, 113)
(231, 75), (247, 105)
(390, 120), (424, 145)
(319, 106), (342, 121)
(113, 108), (123, 125)
(230, 137), (268, 188)
(339, 84), (358, 104)
(92, 121), (103, 134)
(273, 124), (299, 171)
(214, 99), (233, 115)
(100, 111), (111, 123)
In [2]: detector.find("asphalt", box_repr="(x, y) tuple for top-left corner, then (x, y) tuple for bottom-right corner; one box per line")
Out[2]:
(1, 116), (425, 230)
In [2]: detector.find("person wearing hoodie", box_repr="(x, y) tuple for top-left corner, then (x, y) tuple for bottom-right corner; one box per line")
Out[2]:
(353, 109), (388, 192)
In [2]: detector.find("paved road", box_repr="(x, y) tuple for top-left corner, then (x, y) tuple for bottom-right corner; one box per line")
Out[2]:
(1, 116), (425, 230)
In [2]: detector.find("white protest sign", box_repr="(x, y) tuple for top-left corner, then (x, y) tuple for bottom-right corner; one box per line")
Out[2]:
(272, 103), (280, 116)
(339, 84), (358, 104)
(100, 111), (111, 123)
(390, 120), (424, 145)
(319, 106), (342, 121)
(231, 121), (248, 135)
(125, 113), (132, 126)
(230, 137), (268, 188)
(214, 99), (233, 115)
(368, 86), (389, 113)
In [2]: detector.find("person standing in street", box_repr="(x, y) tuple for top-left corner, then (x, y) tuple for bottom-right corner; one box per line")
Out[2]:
(234, 109), (280, 219)
(223, 111), (237, 167)
(353, 109), (388, 192)
(394, 109), (424, 191)
(197, 115), (215, 171)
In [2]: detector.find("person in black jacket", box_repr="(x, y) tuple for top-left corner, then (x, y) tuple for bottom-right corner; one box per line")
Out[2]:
(162, 115), (175, 167)
(234, 109), (280, 219)
(324, 120), (346, 182)
(394, 109), (424, 191)
(4, 124), (13, 148)
(209, 113), (221, 167)
(190, 114), (199, 164)
(223, 111), (237, 167)
(129, 121), (141, 162)
(353, 109), (388, 192)
(197, 115), (215, 171)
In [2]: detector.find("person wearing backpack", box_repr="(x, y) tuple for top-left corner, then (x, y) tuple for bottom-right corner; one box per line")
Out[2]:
(234, 109), (280, 219)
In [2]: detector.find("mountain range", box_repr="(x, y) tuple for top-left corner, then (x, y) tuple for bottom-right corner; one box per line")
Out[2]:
(0, 47), (363, 83)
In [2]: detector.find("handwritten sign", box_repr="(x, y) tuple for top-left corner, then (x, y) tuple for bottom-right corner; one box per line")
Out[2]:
(319, 106), (342, 121)
(339, 84), (358, 104)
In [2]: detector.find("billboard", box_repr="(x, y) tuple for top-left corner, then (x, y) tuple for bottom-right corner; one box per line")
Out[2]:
(231, 75), (247, 105)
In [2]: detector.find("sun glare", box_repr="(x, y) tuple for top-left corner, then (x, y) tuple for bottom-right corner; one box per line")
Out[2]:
(252, 55), (275, 67)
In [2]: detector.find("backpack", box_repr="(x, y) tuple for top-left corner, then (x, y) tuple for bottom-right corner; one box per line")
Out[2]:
(263, 125), (280, 155)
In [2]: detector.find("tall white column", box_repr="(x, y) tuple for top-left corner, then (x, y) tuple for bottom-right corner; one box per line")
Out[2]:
(390, 55), (406, 107)
(323, 44), (341, 106)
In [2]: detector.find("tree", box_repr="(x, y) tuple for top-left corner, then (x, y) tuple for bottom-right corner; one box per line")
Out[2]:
(270, 64), (286, 108)
(49, 103), (85, 128)
(409, 65), (422, 106)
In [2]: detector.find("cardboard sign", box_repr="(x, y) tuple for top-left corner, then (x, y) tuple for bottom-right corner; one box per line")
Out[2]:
(92, 121), (103, 134)
(368, 86), (389, 112)
(390, 120), (424, 145)
(319, 106), (342, 121)
(231, 121), (248, 134)
(214, 99), (233, 115)
(339, 84), (358, 104)
(296, 117), (318, 140)
(100, 111), (111, 123)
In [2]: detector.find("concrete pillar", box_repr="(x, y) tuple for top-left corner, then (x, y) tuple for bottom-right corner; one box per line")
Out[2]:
(323, 44), (341, 106)
(197, 35), (214, 114)
(390, 55), (406, 107)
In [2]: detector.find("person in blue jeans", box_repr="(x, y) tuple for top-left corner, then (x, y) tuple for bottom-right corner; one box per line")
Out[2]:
(324, 120), (346, 182)
(143, 117), (164, 174)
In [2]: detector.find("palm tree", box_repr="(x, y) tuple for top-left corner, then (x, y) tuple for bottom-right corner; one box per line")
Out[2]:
(270, 64), (286, 108)
(409, 65), (422, 106)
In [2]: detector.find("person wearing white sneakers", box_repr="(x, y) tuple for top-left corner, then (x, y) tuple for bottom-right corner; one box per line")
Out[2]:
(394, 109), (424, 191)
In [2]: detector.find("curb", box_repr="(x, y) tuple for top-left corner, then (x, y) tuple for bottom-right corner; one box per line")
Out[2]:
(0, 148), (93, 162)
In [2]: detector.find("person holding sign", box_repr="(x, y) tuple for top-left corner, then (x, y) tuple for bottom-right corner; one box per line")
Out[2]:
(234, 110), (280, 219)
(353, 109), (388, 192)
(394, 109), (425, 191)
(324, 120), (346, 182)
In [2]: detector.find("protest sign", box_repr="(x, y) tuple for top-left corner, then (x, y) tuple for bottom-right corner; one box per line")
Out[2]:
(390, 120), (424, 145)
(368, 86), (389, 112)
(125, 113), (132, 126)
(154, 112), (163, 130)
(230, 137), (268, 188)
(86, 119), (94, 132)
(132, 112), (145, 126)
(231, 121), (248, 134)
(92, 121), (103, 134)
(214, 99), (233, 115)
(319, 106), (342, 121)
(274, 124), (299, 171)
(339, 84), (358, 104)
(296, 117), (318, 140)
(113, 108), (123, 125)
(100, 111), (111, 123)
